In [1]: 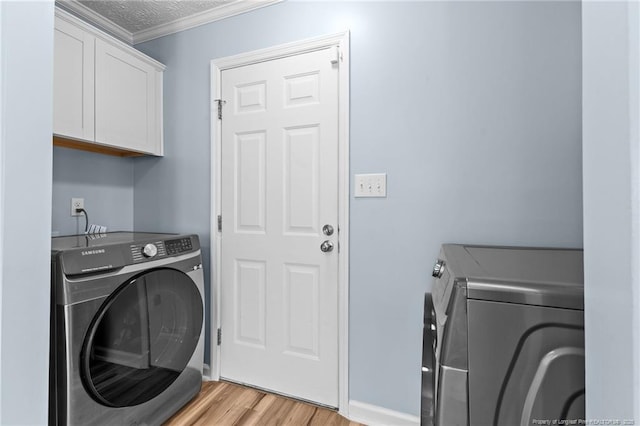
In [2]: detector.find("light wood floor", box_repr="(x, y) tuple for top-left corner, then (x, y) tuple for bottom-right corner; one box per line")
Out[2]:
(164, 381), (364, 426)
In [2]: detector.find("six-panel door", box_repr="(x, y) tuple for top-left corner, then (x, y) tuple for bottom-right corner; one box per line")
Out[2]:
(219, 47), (340, 407)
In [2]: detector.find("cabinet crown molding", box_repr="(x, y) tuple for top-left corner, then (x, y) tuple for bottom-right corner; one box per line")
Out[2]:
(55, 7), (165, 71)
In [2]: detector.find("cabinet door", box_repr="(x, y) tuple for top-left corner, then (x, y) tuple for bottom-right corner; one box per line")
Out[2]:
(95, 39), (160, 155)
(53, 17), (95, 140)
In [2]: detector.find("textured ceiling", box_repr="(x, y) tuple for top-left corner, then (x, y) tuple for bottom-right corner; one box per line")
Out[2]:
(78, 0), (234, 33)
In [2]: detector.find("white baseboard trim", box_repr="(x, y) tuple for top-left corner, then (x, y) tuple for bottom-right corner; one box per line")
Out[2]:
(202, 363), (212, 381)
(348, 400), (420, 426)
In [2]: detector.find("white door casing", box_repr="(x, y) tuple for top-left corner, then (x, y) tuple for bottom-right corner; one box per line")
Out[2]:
(210, 32), (350, 413)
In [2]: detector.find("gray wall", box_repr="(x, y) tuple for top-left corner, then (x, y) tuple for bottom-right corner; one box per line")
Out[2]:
(583, 1), (640, 419)
(52, 147), (135, 236)
(0, 1), (53, 423)
(134, 1), (582, 415)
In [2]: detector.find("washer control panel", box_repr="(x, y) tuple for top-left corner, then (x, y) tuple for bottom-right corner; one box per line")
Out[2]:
(55, 233), (201, 275)
(165, 237), (193, 255)
(130, 237), (196, 263)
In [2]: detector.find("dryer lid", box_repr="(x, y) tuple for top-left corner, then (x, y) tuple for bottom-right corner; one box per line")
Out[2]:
(442, 244), (584, 310)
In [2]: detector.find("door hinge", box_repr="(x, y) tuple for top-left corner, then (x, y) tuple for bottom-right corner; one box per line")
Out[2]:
(217, 215), (222, 232)
(214, 99), (226, 120)
(330, 46), (341, 66)
(217, 328), (222, 345)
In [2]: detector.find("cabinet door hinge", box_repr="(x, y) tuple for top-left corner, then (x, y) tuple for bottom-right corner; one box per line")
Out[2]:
(217, 215), (222, 232)
(217, 328), (222, 345)
(214, 99), (226, 120)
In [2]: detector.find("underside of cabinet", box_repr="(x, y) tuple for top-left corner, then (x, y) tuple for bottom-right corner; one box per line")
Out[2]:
(53, 135), (145, 157)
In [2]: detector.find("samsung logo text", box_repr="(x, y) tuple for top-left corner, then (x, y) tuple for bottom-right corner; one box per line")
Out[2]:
(81, 249), (106, 256)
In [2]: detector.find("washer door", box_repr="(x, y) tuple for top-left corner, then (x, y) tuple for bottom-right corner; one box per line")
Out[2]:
(421, 293), (436, 425)
(81, 268), (203, 407)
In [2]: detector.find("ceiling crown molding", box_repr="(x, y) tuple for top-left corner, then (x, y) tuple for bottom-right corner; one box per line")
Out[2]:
(56, 0), (134, 44)
(133, 0), (283, 44)
(55, 0), (283, 46)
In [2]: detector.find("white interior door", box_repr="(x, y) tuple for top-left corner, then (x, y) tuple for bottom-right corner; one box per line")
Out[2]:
(219, 47), (339, 407)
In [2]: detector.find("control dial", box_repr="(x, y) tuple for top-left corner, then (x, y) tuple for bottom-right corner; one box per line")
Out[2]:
(142, 243), (158, 258)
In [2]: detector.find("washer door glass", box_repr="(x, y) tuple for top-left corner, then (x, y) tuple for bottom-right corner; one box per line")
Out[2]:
(81, 268), (203, 407)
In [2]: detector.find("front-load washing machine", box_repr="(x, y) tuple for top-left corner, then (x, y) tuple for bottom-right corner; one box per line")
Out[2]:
(422, 244), (584, 426)
(50, 232), (205, 425)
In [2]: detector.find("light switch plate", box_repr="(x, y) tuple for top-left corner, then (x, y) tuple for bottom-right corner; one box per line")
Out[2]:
(354, 173), (387, 197)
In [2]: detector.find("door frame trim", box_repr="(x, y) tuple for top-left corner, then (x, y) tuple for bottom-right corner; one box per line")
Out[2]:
(209, 31), (351, 415)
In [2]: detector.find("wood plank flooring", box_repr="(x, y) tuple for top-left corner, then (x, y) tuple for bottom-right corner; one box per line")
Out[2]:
(164, 381), (364, 426)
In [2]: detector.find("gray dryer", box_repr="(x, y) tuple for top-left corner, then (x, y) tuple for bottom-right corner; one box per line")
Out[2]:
(422, 244), (584, 426)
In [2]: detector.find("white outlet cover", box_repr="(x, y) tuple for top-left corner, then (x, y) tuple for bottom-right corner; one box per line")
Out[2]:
(354, 173), (387, 197)
(71, 197), (85, 216)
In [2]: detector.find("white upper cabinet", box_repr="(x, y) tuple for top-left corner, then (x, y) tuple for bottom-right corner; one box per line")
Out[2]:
(95, 39), (160, 154)
(53, 17), (94, 141)
(53, 8), (165, 156)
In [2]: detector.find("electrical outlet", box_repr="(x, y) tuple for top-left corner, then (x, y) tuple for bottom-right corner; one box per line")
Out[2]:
(71, 198), (84, 216)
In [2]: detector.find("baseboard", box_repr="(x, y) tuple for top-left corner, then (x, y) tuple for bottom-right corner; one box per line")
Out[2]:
(202, 363), (212, 381)
(348, 400), (420, 426)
